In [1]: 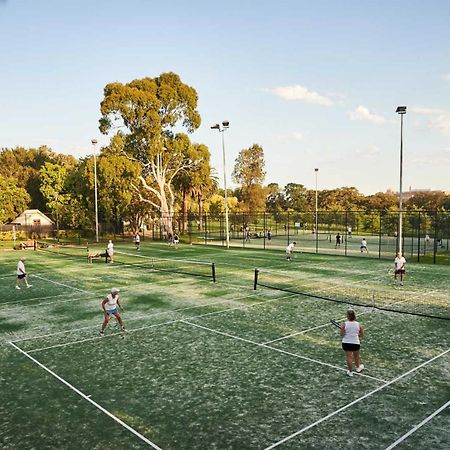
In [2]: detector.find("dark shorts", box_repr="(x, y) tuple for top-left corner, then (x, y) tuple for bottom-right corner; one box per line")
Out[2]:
(395, 269), (405, 274)
(17, 274), (26, 279)
(342, 343), (360, 352)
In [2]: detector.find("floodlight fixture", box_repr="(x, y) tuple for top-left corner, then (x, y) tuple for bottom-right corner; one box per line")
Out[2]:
(210, 123), (220, 130)
(222, 120), (230, 128)
(396, 106), (407, 114)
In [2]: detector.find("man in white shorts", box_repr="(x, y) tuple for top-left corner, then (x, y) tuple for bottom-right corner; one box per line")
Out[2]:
(394, 252), (406, 286)
(100, 288), (126, 336)
(286, 242), (296, 261)
(15, 257), (32, 289)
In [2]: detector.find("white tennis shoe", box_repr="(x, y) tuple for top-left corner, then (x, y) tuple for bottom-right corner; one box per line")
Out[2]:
(356, 364), (365, 373)
(346, 370), (353, 377)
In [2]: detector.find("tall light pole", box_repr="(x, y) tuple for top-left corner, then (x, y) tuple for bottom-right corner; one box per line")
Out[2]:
(211, 121), (230, 249)
(314, 168), (319, 253)
(91, 139), (99, 243)
(396, 106), (407, 255)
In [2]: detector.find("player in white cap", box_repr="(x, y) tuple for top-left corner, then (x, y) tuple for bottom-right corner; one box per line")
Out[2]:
(100, 287), (126, 336)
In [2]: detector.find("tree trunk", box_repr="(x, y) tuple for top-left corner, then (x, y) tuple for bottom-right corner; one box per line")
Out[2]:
(182, 189), (188, 234)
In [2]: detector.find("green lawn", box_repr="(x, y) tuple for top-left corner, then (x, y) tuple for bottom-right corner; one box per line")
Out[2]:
(1, 243), (449, 449)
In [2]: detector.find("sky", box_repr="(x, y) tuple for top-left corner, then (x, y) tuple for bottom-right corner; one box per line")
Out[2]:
(1, 0), (449, 195)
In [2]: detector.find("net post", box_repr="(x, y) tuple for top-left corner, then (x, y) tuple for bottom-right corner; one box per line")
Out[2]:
(212, 262), (216, 283)
(33, 239), (37, 251)
(253, 268), (259, 290)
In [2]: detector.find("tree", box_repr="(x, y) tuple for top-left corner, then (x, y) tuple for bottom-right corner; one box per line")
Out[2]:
(39, 162), (70, 234)
(173, 143), (214, 233)
(284, 183), (309, 211)
(0, 178), (30, 224)
(96, 135), (141, 233)
(366, 192), (398, 211)
(232, 144), (266, 212)
(99, 72), (201, 235)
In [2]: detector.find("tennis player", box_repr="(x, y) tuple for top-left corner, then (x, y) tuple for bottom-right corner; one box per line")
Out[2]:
(107, 240), (114, 263)
(394, 252), (406, 286)
(100, 288), (126, 336)
(135, 232), (141, 250)
(15, 257), (32, 290)
(360, 238), (368, 253)
(173, 233), (180, 249)
(340, 309), (364, 377)
(286, 242), (296, 261)
(335, 233), (341, 248)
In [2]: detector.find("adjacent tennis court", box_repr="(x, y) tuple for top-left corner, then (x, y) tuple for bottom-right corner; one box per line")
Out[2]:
(1, 242), (449, 449)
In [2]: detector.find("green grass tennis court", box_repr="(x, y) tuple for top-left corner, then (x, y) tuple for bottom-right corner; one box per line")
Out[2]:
(1, 242), (449, 449)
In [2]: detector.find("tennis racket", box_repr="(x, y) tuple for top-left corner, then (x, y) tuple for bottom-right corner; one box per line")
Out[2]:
(330, 319), (342, 329)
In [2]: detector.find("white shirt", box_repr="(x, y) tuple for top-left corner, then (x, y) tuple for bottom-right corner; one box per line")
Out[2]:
(135, 235), (140, 243)
(17, 260), (26, 275)
(104, 293), (119, 311)
(107, 242), (114, 253)
(286, 243), (295, 253)
(342, 320), (361, 345)
(361, 240), (367, 247)
(394, 256), (406, 270)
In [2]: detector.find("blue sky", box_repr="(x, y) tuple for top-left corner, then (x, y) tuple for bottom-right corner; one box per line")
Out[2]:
(1, 0), (449, 194)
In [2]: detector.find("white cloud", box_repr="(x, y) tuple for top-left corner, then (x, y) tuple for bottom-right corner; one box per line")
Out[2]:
(411, 106), (450, 136)
(442, 73), (450, 82)
(272, 84), (334, 106)
(355, 145), (381, 159)
(349, 106), (385, 124)
(292, 132), (304, 141)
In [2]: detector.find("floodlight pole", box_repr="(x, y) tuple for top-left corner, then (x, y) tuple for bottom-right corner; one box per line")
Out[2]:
(211, 121), (230, 249)
(315, 168), (319, 253)
(91, 139), (99, 243)
(396, 106), (407, 255)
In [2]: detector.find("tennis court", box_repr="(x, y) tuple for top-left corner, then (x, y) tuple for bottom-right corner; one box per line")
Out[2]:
(1, 242), (449, 449)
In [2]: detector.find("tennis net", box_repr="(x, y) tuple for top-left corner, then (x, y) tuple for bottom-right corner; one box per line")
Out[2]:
(113, 251), (216, 282)
(36, 241), (90, 259)
(253, 268), (449, 321)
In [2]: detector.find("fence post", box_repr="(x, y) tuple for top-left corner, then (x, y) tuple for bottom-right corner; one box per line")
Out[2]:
(212, 263), (216, 283)
(263, 211), (266, 250)
(417, 211), (421, 262)
(287, 211), (290, 245)
(345, 211), (348, 256)
(253, 268), (259, 290)
(378, 213), (382, 259)
(433, 211), (438, 264)
(204, 214), (207, 245)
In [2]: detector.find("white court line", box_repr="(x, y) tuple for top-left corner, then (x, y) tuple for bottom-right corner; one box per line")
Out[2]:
(262, 320), (347, 345)
(9, 341), (162, 449)
(263, 348), (450, 450)
(385, 399), (450, 449)
(12, 288), (266, 343)
(21, 293), (297, 352)
(32, 274), (93, 294)
(181, 320), (386, 383)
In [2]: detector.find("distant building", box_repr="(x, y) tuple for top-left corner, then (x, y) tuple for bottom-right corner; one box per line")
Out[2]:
(12, 209), (54, 227)
(386, 188), (444, 202)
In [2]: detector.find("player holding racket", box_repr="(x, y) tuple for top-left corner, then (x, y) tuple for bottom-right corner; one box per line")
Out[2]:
(394, 252), (406, 286)
(340, 309), (364, 377)
(100, 287), (126, 336)
(286, 242), (296, 261)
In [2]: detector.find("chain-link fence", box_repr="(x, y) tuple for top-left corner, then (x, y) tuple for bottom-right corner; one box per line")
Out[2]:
(179, 210), (449, 264)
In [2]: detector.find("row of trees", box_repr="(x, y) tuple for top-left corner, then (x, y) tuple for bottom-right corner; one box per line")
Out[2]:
(1, 72), (449, 235)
